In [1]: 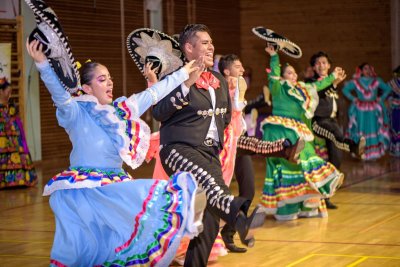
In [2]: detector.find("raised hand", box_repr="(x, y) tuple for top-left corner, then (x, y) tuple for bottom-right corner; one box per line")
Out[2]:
(265, 43), (277, 56)
(183, 56), (205, 88)
(332, 67), (347, 87)
(26, 39), (47, 64)
(144, 62), (158, 83)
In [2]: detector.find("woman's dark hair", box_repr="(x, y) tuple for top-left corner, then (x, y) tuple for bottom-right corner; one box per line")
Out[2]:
(281, 63), (292, 78)
(0, 77), (10, 90)
(310, 51), (332, 67)
(358, 62), (369, 71)
(178, 24), (211, 55)
(80, 61), (102, 85)
(218, 54), (240, 74)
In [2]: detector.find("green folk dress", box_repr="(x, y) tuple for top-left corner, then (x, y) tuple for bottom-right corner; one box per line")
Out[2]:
(260, 54), (343, 220)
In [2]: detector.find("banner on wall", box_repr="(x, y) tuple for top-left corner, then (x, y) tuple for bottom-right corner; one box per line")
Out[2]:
(0, 43), (12, 82)
(0, 0), (19, 19)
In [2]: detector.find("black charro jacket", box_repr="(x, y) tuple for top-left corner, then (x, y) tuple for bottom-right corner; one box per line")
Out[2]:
(153, 70), (231, 150)
(306, 74), (339, 118)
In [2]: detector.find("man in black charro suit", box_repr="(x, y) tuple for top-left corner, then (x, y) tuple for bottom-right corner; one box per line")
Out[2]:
(306, 51), (365, 209)
(153, 24), (267, 267)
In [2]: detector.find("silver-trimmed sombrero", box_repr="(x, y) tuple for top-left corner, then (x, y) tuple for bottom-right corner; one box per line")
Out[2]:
(25, 0), (80, 93)
(252, 26), (302, 59)
(127, 28), (185, 80)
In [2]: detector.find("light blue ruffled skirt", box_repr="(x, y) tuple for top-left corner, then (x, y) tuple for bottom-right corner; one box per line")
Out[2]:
(48, 172), (202, 267)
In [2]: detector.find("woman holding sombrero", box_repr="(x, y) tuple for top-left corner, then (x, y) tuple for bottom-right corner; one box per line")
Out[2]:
(25, 0), (209, 266)
(252, 26), (345, 220)
(27, 39), (205, 266)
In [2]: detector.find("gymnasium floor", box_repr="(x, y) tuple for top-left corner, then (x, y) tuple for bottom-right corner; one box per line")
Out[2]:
(0, 154), (399, 266)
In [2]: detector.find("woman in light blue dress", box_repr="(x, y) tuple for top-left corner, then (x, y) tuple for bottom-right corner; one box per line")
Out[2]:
(27, 39), (205, 267)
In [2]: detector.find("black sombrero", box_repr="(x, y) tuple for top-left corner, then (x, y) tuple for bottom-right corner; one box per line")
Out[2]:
(172, 34), (180, 42)
(25, 0), (80, 93)
(252, 26), (302, 59)
(127, 28), (185, 80)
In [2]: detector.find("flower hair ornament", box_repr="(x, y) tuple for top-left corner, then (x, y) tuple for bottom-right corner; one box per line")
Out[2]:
(252, 26), (302, 59)
(71, 59), (93, 97)
(25, 0), (80, 93)
(126, 28), (185, 80)
(76, 59), (92, 70)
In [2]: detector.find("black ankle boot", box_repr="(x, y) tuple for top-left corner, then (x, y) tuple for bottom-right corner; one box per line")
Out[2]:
(325, 198), (338, 209)
(234, 205), (266, 247)
(347, 137), (366, 158)
(222, 238), (247, 253)
(221, 228), (247, 253)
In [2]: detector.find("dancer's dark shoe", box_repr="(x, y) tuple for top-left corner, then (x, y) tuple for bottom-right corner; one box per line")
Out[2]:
(235, 205), (266, 248)
(348, 136), (366, 159)
(325, 198), (338, 209)
(221, 229), (247, 253)
(224, 241), (248, 253)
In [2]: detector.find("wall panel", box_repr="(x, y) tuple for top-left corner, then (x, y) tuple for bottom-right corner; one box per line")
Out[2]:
(37, 0), (145, 161)
(162, 0), (241, 56)
(240, 0), (392, 127)
(35, 0), (392, 163)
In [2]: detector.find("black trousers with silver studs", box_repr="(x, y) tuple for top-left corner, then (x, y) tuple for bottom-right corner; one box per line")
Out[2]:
(220, 136), (287, 244)
(159, 142), (250, 267)
(312, 117), (346, 168)
(221, 150), (255, 244)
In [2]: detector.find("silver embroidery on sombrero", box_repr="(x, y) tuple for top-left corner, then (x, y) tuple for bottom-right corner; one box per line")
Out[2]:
(25, 0), (80, 93)
(36, 22), (74, 82)
(127, 29), (184, 80)
(164, 149), (233, 214)
(252, 26), (302, 59)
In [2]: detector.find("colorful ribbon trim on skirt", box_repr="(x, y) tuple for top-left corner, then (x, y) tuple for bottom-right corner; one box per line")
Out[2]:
(261, 115), (314, 142)
(43, 167), (133, 196)
(103, 176), (186, 266)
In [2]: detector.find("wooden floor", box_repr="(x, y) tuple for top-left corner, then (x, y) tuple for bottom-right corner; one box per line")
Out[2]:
(0, 154), (399, 266)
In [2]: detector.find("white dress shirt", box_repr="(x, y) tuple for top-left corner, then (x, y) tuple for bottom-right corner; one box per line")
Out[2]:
(181, 83), (220, 142)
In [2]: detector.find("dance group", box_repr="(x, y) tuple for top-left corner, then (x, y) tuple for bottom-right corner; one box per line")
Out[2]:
(0, 0), (396, 266)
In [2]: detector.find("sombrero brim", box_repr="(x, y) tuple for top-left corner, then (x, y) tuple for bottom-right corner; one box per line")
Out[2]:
(25, 0), (80, 93)
(252, 26), (302, 59)
(172, 34), (180, 42)
(127, 28), (185, 80)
